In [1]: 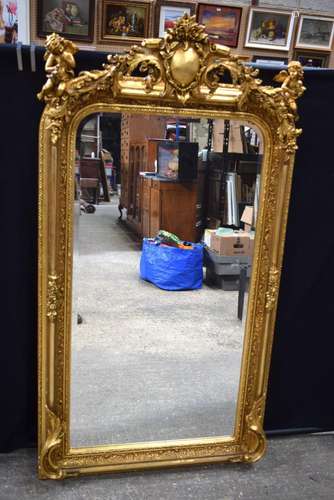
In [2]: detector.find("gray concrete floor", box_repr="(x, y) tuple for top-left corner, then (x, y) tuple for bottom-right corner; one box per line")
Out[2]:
(71, 201), (245, 447)
(0, 434), (333, 499)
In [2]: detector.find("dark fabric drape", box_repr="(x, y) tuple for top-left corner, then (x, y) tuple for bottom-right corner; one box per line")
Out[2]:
(0, 45), (333, 451)
(0, 45), (111, 452)
(263, 67), (334, 433)
(0, 45), (43, 452)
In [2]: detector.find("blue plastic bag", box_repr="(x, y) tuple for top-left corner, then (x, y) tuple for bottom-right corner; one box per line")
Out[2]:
(140, 238), (203, 291)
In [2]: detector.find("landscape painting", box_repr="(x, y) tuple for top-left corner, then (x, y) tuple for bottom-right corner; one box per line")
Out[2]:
(197, 4), (242, 48)
(296, 15), (334, 51)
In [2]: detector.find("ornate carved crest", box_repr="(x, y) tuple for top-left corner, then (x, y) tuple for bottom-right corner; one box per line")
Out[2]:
(38, 15), (304, 150)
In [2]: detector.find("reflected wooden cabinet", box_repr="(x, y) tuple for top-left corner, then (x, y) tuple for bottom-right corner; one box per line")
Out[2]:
(120, 112), (168, 233)
(141, 175), (151, 237)
(140, 175), (199, 242)
(125, 141), (151, 233)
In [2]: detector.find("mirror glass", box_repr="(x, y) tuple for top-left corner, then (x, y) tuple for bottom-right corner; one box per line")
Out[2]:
(70, 112), (263, 447)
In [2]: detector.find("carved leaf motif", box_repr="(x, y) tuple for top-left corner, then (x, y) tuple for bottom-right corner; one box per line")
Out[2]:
(39, 406), (64, 479)
(243, 395), (266, 462)
(265, 267), (280, 311)
(47, 274), (59, 321)
(62, 443), (241, 468)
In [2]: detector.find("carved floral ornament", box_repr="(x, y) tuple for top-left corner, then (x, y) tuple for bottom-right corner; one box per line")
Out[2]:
(38, 14), (305, 479)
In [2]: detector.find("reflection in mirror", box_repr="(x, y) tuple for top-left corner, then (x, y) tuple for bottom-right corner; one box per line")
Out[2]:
(70, 112), (263, 447)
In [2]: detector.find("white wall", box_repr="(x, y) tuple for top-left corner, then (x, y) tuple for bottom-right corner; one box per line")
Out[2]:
(18, 0), (30, 43)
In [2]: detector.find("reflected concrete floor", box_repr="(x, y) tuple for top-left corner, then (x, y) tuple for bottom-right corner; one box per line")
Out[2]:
(71, 200), (245, 447)
(0, 434), (333, 499)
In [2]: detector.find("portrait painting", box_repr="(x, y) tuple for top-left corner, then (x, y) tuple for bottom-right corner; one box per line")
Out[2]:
(296, 15), (334, 51)
(38, 0), (95, 41)
(197, 4), (242, 48)
(245, 8), (294, 51)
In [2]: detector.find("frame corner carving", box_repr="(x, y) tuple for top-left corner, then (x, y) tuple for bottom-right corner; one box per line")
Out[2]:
(39, 406), (65, 480)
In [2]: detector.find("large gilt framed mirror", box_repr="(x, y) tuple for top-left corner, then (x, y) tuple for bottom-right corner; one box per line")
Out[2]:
(38, 15), (304, 479)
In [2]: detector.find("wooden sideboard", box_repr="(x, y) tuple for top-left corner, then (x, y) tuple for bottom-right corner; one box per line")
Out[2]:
(140, 175), (199, 242)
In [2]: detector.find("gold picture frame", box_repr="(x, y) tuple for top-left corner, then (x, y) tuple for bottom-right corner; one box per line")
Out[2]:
(38, 15), (305, 479)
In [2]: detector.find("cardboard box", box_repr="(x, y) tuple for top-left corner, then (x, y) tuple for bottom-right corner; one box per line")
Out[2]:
(241, 206), (253, 232)
(249, 234), (255, 257)
(204, 229), (216, 248)
(101, 149), (113, 161)
(211, 232), (250, 256)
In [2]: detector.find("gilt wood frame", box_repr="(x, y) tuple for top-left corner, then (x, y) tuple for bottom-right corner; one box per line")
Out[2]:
(38, 15), (305, 479)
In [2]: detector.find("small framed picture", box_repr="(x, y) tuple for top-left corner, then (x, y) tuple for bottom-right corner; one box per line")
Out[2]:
(100, 0), (151, 44)
(197, 4), (242, 48)
(37, 0), (95, 42)
(0, 0), (18, 44)
(295, 15), (334, 51)
(251, 55), (288, 67)
(245, 8), (294, 51)
(154, 1), (195, 38)
(293, 50), (329, 68)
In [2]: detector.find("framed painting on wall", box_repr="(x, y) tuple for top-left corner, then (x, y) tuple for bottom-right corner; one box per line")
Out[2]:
(295, 15), (334, 51)
(196, 4), (242, 48)
(0, 0), (18, 43)
(100, 0), (151, 44)
(37, 0), (95, 42)
(154, 1), (195, 38)
(251, 55), (288, 66)
(245, 8), (294, 51)
(294, 50), (329, 68)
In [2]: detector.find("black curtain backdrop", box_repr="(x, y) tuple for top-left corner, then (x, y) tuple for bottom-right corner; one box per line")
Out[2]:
(0, 45), (333, 452)
(263, 66), (334, 433)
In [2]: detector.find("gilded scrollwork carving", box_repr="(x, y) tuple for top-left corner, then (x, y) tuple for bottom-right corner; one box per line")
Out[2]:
(238, 61), (305, 155)
(46, 274), (60, 321)
(39, 406), (64, 479)
(242, 396), (266, 462)
(265, 267), (280, 312)
(38, 15), (304, 145)
(63, 443), (241, 469)
(37, 34), (78, 144)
